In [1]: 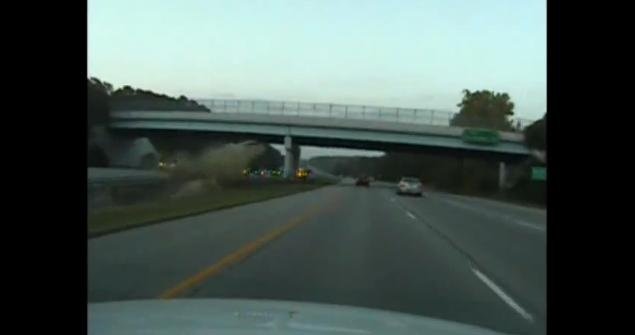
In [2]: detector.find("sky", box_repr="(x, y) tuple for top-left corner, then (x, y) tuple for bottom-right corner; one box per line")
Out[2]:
(88, 0), (545, 158)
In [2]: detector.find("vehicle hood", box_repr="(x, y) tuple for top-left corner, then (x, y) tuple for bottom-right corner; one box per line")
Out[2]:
(88, 299), (507, 335)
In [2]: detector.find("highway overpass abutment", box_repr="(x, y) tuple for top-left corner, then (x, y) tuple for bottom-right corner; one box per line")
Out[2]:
(89, 126), (160, 170)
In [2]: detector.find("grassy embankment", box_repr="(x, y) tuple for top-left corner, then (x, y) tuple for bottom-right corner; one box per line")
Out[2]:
(88, 181), (330, 238)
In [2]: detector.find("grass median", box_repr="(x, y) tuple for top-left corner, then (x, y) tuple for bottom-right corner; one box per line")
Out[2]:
(88, 182), (329, 238)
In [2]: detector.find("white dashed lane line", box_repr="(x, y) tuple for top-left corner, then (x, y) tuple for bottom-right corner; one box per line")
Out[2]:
(387, 192), (537, 325)
(471, 265), (535, 323)
(385, 195), (417, 221)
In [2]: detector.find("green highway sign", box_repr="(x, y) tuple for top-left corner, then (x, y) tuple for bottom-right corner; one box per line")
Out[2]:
(461, 128), (500, 145)
(532, 167), (546, 181)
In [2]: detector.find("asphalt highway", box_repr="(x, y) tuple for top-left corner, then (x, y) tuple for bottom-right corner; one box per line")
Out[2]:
(88, 181), (546, 335)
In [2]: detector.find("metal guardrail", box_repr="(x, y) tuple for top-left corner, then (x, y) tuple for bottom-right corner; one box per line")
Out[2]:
(196, 99), (535, 132)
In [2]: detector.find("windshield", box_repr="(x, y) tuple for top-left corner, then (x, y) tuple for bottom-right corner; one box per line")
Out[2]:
(401, 178), (420, 183)
(88, 1), (546, 335)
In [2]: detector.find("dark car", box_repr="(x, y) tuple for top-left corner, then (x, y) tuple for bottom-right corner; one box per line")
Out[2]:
(355, 176), (370, 186)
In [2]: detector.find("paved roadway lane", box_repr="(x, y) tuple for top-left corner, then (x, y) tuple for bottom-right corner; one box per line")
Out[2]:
(394, 189), (546, 333)
(88, 183), (546, 335)
(403, 190), (546, 318)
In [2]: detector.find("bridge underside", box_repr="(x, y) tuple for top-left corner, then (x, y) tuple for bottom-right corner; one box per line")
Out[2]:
(110, 127), (528, 163)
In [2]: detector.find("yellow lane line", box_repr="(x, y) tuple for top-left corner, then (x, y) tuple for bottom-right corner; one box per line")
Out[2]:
(158, 203), (328, 299)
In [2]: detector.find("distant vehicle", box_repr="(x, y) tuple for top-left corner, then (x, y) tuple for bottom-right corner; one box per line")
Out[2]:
(355, 176), (370, 187)
(271, 169), (282, 177)
(296, 168), (311, 181)
(158, 160), (177, 170)
(242, 168), (255, 176)
(397, 177), (423, 196)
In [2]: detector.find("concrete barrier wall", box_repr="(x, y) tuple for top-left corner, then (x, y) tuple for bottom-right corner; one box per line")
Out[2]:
(87, 168), (169, 212)
(89, 126), (160, 169)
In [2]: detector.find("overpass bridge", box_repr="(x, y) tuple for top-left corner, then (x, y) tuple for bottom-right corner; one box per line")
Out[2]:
(106, 99), (533, 183)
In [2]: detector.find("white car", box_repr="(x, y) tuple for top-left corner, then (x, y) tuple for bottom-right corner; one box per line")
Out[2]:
(397, 177), (423, 196)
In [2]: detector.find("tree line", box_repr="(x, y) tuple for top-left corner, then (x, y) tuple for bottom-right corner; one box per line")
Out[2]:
(87, 77), (209, 129)
(310, 148), (544, 206)
(450, 89), (520, 131)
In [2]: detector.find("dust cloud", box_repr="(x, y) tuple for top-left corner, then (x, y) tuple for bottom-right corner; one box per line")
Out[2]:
(168, 142), (266, 197)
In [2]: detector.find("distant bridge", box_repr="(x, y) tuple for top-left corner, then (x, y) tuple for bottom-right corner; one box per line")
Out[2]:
(108, 100), (532, 181)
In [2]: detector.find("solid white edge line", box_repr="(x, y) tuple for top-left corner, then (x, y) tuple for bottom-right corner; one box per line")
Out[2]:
(406, 211), (417, 220)
(471, 266), (535, 323)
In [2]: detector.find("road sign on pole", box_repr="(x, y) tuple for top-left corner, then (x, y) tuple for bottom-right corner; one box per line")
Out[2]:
(531, 167), (546, 181)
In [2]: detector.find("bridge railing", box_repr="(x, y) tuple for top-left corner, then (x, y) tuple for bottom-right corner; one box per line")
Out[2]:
(196, 99), (535, 132)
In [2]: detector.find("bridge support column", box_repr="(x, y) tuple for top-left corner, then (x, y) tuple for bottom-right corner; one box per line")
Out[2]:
(498, 162), (507, 190)
(283, 135), (300, 179)
(292, 146), (300, 172)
